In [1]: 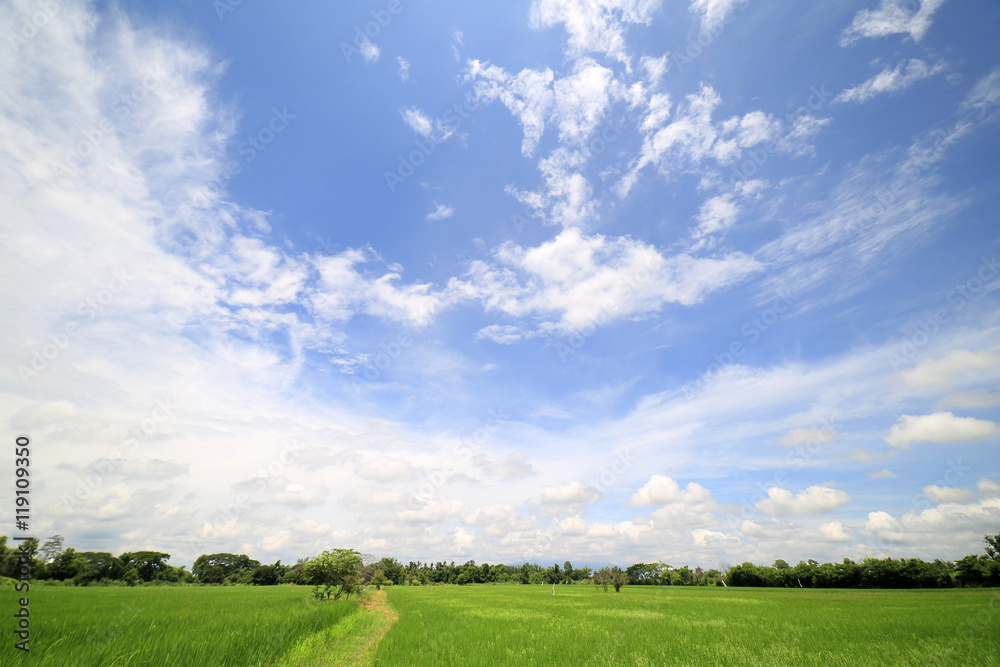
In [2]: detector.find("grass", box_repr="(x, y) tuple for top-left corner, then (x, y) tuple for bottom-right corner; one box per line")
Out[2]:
(2, 583), (998, 665)
(0, 584), (369, 666)
(375, 585), (1000, 666)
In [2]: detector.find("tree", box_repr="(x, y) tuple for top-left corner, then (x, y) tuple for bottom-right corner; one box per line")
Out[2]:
(251, 565), (279, 586)
(985, 533), (1000, 561)
(609, 567), (628, 592)
(773, 559), (790, 570)
(119, 551), (171, 582)
(49, 548), (86, 581)
(192, 553), (261, 583)
(40, 534), (65, 563)
(305, 548), (362, 600)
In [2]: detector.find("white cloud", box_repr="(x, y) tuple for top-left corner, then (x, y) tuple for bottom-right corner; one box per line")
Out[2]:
(818, 521), (853, 542)
(356, 457), (413, 482)
(776, 425), (838, 447)
(397, 498), (467, 524)
(863, 480), (1000, 549)
(464, 227), (760, 334)
(400, 107), (456, 143)
(896, 349), (1000, 389)
(628, 475), (719, 527)
(689, 0), (745, 27)
(537, 480), (602, 515)
(616, 85), (826, 198)
(867, 469), (898, 479)
(754, 485), (851, 516)
(938, 391), (1000, 410)
(426, 203), (454, 221)
(467, 61), (555, 157)
(923, 485), (975, 503)
(527, 0), (662, 65)
(840, 0), (946, 46)
(885, 412), (1000, 449)
(396, 56), (411, 81)
(962, 68), (1000, 112)
(309, 248), (461, 327)
(692, 528), (740, 547)
(836, 59), (947, 104)
(740, 518), (797, 539)
(401, 107), (434, 138)
(360, 40), (380, 63)
(627, 474), (711, 506)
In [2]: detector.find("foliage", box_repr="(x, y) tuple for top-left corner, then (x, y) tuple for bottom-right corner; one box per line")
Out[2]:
(375, 584), (1000, 665)
(305, 548), (363, 600)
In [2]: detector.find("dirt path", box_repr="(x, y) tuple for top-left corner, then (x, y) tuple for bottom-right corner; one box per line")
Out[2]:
(350, 589), (398, 665)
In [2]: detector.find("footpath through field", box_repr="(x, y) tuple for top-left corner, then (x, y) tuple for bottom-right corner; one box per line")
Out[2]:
(276, 589), (398, 666)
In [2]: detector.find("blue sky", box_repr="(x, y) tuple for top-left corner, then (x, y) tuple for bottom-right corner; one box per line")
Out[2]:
(2, 0), (999, 569)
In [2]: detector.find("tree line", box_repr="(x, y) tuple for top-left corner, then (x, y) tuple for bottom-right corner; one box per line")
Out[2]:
(2, 533), (997, 589)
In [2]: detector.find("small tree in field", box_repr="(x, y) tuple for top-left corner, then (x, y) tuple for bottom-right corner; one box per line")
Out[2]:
(305, 548), (362, 601)
(609, 567), (627, 592)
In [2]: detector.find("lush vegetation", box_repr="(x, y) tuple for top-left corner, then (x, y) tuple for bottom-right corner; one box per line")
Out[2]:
(0, 585), (368, 666)
(376, 585), (1000, 666)
(3, 533), (999, 590)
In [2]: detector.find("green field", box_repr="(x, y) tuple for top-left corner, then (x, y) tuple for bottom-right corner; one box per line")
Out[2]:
(2, 584), (998, 665)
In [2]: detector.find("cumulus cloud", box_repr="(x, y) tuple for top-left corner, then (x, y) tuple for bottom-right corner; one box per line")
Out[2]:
(628, 475), (719, 527)
(426, 203), (455, 221)
(884, 412), (1000, 449)
(863, 479), (1000, 548)
(818, 521), (853, 542)
(356, 457), (413, 482)
(895, 349), (1000, 389)
(528, 0), (662, 65)
(689, 0), (746, 27)
(754, 485), (851, 516)
(537, 480), (602, 515)
(463, 227), (760, 334)
(840, 0), (946, 46)
(835, 59), (947, 104)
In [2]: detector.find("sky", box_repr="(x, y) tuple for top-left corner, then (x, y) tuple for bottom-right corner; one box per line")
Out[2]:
(1, 0), (999, 571)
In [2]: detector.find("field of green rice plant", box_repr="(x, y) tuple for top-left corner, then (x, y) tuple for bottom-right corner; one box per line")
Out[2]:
(375, 585), (1000, 666)
(0, 584), (370, 666)
(2, 584), (998, 665)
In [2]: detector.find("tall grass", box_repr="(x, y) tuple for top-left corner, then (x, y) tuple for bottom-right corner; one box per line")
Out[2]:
(375, 585), (1000, 666)
(0, 584), (362, 666)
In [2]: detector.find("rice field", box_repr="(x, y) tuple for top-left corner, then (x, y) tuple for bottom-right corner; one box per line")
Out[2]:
(0, 584), (371, 666)
(375, 585), (1000, 666)
(1, 583), (998, 665)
